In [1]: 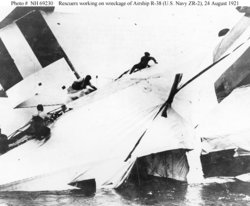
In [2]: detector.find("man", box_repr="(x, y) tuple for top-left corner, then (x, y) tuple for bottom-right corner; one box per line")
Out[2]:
(0, 128), (9, 154)
(71, 77), (85, 91)
(36, 104), (49, 120)
(82, 75), (97, 91)
(130, 52), (158, 74)
(30, 104), (50, 140)
(9, 104), (50, 144)
(71, 75), (97, 91)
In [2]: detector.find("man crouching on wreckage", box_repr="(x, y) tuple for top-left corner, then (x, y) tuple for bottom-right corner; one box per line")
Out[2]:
(8, 104), (51, 146)
(4, 104), (70, 153)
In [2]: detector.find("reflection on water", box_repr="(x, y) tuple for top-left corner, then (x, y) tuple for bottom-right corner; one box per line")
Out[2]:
(0, 178), (250, 206)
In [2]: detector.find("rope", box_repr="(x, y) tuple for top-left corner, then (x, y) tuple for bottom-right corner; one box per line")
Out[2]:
(177, 53), (230, 92)
(124, 130), (147, 162)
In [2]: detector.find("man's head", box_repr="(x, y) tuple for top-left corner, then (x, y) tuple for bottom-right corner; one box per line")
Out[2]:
(145, 52), (150, 57)
(37, 104), (44, 112)
(85, 75), (92, 81)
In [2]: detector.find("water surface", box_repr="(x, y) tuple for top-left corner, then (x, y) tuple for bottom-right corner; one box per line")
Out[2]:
(0, 179), (250, 206)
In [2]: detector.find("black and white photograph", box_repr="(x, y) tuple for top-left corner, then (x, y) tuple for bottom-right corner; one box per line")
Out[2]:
(0, 0), (250, 205)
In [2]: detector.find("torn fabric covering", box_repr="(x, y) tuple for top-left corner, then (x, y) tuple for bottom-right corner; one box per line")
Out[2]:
(173, 38), (250, 126)
(102, 160), (135, 189)
(213, 14), (250, 62)
(171, 10), (250, 126)
(119, 108), (195, 183)
(201, 129), (250, 156)
(6, 58), (75, 108)
(214, 45), (250, 102)
(197, 86), (250, 156)
(0, 9), (78, 108)
(140, 149), (189, 182)
(131, 108), (194, 158)
(68, 157), (136, 189)
(0, 66), (173, 191)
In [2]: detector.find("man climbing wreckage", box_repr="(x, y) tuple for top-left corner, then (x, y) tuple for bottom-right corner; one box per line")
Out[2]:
(130, 52), (158, 74)
(68, 74), (97, 100)
(7, 104), (71, 151)
(116, 52), (158, 80)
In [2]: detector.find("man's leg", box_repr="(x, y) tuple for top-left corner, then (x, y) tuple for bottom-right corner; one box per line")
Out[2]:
(129, 64), (139, 74)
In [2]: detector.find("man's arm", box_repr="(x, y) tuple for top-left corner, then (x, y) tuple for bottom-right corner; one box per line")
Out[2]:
(89, 83), (97, 90)
(150, 57), (158, 64)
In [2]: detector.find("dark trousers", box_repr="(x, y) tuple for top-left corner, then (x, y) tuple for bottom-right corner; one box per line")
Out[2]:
(130, 63), (147, 74)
